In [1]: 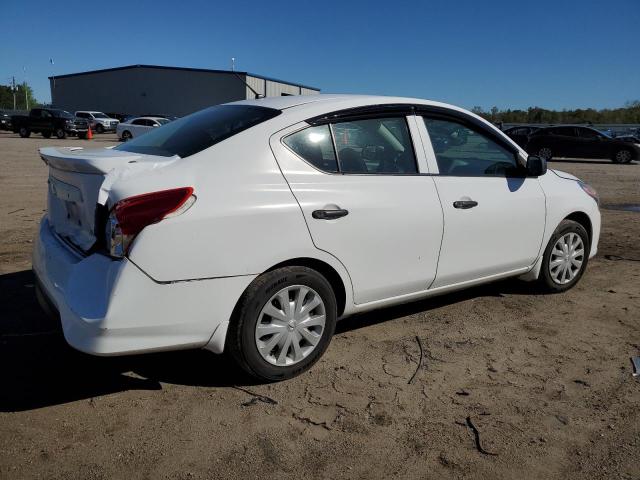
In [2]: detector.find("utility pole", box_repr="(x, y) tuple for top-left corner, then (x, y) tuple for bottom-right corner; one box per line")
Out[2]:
(23, 67), (28, 111)
(12, 76), (16, 110)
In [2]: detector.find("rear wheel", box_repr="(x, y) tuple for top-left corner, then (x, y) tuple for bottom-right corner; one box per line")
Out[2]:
(55, 128), (66, 139)
(19, 127), (30, 138)
(227, 266), (337, 381)
(538, 147), (553, 161)
(613, 149), (632, 164)
(538, 219), (589, 293)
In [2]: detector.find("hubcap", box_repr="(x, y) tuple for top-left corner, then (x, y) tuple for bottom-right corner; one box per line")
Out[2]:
(549, 232), (585, 285)
(255, 285), (326, 367)
(539, 147), (552, 160)
(616, 150), (631, 163)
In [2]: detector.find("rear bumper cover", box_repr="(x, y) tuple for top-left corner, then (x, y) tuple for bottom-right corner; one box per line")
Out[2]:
(33, 217), (254, 356)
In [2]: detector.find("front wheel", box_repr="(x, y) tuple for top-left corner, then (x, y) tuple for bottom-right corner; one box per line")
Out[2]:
(95, 124), (104, 134)
(227, 266), (337, 381)
(121, 130), (132, 141)
(19, 127), (31, 138)
(613, 149), (632, 164)
(538, 219), (590, 293)
(55, 128), (66, 139)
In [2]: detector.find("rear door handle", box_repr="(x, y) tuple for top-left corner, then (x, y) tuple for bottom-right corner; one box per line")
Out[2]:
(453, 200), (478, 209)
(312, 209), (349, 220)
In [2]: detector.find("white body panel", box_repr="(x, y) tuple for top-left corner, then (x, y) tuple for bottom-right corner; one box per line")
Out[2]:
(32, 94), (601, 356)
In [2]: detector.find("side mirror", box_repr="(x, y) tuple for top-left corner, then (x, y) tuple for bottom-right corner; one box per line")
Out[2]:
(526, 155), (547, 176)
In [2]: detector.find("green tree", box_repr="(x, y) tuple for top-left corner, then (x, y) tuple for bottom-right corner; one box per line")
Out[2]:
(0, 83), (40, 110)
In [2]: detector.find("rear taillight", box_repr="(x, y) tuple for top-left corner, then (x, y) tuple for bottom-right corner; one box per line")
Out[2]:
(106, 187), (195, 258)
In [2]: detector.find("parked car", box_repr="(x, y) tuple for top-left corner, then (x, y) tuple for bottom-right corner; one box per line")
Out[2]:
(503, 126), (541, 148)
(526, 125), (640, 163)
(11, 108), (88, 139)
(0, 110), (12, 131)
(116, 116), (170, 140)
(105, 112), (131, 123)
(34, 95), (601, 381)
(75, 111), (119, 133)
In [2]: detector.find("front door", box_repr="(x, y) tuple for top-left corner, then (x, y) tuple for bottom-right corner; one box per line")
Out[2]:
(418, 115), (546, 288)
(271, 114), (444, 305)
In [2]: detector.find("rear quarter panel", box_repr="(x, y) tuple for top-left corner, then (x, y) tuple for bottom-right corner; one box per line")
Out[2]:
(119, 124), (353, 298)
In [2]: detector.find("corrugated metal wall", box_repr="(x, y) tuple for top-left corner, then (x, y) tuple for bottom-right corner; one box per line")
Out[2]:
(245, 75), (319, 99)
(50, 68), (320, 116)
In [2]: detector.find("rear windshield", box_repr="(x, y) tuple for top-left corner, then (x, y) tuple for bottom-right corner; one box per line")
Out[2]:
(115, 105), (281, 158)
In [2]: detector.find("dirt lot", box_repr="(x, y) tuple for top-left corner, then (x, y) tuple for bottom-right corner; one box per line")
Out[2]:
(0, 130), (639, 480)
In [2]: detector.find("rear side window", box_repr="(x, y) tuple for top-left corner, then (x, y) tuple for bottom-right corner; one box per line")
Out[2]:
(116, 105), (281, 158)
(283, 125), (338, 172)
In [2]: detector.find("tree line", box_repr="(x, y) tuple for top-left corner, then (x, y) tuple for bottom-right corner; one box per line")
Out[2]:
(0, 83), (40, 111)
(471, 101), (640, 125)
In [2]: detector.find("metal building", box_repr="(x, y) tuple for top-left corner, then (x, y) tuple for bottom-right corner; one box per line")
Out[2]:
(49, 64), (320, 117)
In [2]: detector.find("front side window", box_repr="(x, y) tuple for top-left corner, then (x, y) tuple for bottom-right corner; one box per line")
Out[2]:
(116, 105), (281, 158)
(423, 117), (518, 176)
(332, 117), (417, 174)
(93, 112), (108, 118)
(283, 125), (338, 172)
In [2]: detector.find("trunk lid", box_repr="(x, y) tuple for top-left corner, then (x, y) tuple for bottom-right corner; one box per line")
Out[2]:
(40, 146), (178, 252)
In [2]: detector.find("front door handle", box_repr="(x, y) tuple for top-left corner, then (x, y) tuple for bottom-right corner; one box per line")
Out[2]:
(453, 200), (478, 209)
(312, 209), (349, 220)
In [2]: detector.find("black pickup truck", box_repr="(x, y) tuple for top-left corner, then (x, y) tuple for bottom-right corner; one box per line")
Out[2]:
(11, 108), (89, 139)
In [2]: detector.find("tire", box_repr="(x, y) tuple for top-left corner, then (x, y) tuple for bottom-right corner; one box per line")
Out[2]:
(538, 147), (553, 161)
(77, 132), (87, 139)
(538, 219), (590, 293)
(42, 131), (51, 138)
(55, 128), (66, 139)
(227, 266), (337, 381)
(96, 124), (104, 134)
(19, 127), (30, 138)
(612, 149), (632, 164)
(121, 130), (132, 141)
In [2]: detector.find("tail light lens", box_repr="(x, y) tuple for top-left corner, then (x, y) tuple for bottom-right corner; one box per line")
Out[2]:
(106, 187), (195, 258)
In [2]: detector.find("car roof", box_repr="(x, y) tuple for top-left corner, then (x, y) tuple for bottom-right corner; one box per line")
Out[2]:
(130, 116), (166, 121)
(234, 93), (478, 113)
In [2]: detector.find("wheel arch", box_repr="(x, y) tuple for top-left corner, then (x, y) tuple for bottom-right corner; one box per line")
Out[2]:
(265, 257), (347, 317)
(564, 211), (592, 244)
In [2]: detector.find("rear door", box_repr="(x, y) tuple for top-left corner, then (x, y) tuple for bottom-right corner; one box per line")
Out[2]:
(418, 113), (546, 287)
(271, 111), (444, 305)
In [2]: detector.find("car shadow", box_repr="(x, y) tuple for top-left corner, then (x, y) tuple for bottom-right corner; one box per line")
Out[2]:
(0, 269), (537, 412)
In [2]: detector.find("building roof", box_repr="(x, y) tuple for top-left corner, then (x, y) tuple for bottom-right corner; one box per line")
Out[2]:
(48, 64), (319, 91)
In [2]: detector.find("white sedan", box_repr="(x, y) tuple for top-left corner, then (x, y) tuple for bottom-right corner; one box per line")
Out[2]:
(34, 95), (600, 381)
(116, 116), (170, 141)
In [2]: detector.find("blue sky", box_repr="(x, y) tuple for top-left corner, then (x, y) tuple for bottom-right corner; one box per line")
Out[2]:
(1, 0), (638, 110)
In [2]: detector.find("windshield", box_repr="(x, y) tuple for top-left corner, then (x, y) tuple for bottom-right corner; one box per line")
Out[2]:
(52, 110), (74, 119)
(93, 112), (109, 118)
(115, 105), (281, 158)
(157, 118), (170, 125)
(596, 129), (612, 138)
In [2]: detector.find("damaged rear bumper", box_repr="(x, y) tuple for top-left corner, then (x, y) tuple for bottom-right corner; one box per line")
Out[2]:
(32, 217), (255, 356)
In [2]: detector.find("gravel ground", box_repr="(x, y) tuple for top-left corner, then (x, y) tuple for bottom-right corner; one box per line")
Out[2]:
(0, 130), (639, 480)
